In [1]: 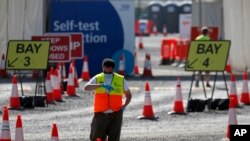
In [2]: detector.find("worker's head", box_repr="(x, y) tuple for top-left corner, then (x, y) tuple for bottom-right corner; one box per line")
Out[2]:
(201, 26), (209, 35)
(102, 58), (115, 74)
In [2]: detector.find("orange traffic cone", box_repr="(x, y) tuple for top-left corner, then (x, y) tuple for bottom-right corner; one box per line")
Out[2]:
(134, 52), (139, 76)
(229, 74), (240, 107)
(153, 25), (158, 36)
(0, 106), (11, 141)
(225, 57), (232, 73)
(137, 82), (158, 120)
(10, 75), (21, 109)
(67, 66), (77, 97)
(0, 54), (7, 77)
(226, 98), (238, 139)
(118, 54), (125, 75)
(81, 55), (90, 81)
(138, 33), (144, 49)
(163, 25), (167, 37)
(50, 123), (59, 141)
(15, 114), (24, 141)
(45, 71), (55, 104)
(142, 53), (153, 77)
(168, 77), (186, 115)
(70, 60), (79, 88)
(54, 69), (63, 102)
(240, 70), (250, 105)
(61, 62), (66, 81)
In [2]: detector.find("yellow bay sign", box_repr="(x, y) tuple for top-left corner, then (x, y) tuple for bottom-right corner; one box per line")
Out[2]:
(185, 41), (230, 71)
(6, 40), (50, 70)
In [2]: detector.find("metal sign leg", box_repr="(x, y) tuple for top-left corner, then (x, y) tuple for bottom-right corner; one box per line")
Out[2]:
(200, 72), (207, 99)
(211, 72), (218, 100)
(222, 72), (229, 98)
(187, 72), (195, 112)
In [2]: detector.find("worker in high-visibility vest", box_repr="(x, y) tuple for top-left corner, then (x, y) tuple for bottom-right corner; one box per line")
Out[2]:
(84, 58), (132, 141)
(195, 26), (211, 87)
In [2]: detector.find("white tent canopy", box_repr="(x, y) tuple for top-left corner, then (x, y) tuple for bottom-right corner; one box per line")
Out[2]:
(0, 0), (44, 55)
(223, 0), (250, 72)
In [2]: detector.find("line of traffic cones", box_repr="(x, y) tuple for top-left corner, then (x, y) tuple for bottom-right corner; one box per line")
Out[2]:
(1, 106), (61, 141)
(137, 82), (158, 120)
(1, 107), (25, 141)
(0, 106), (11, 141)
(142, 53), (153, 77)
(168, 77), (186, 115)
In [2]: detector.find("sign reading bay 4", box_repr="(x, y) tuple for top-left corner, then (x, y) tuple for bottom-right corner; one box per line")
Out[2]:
(6, 40), (50, 70)
(185, 41), (230, 71)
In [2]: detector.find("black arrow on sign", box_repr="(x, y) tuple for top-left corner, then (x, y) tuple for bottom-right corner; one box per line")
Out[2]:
(186, 59), (198, 69)
(7, 58), (18, 68)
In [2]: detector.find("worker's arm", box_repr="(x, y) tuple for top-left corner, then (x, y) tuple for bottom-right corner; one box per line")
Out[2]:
(84, 84), (102, 91)
(84, 82), (114, 91)
(123, 89), (132, 108)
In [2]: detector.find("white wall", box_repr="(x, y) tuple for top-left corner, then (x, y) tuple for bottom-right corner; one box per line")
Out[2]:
(0, 0), (44, 56)
(223, 0), (250, 72)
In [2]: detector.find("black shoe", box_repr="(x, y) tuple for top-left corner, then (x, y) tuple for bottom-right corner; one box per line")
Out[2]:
(206, 83), (211, 87)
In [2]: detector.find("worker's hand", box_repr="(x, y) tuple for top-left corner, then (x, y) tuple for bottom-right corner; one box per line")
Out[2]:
(100, 84), (114, 91)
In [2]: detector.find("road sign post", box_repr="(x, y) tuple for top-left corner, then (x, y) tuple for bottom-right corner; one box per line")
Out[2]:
(6, 40), (50, 70)
(185, 40), (231, 112)
(185, 41), (230, 71)
(6, 40), (50, 108)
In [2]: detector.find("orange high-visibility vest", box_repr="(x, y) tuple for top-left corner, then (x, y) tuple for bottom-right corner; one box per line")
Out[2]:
(94, 73), (124, 112)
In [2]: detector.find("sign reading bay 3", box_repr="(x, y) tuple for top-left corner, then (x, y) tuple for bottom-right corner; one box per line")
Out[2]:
(185, 41), (230, 71)
(6, 40), (50, 70)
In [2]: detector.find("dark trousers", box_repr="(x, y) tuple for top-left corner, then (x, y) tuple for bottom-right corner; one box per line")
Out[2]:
(90, 110), (123, 141)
